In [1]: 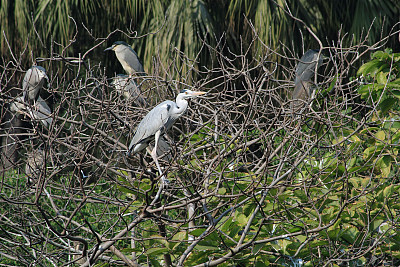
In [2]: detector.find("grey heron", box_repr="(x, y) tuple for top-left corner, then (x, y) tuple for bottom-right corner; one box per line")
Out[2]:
(105, 41), (146, 76)
(10, 96), (53, 128)
(10, 65), (53, 128)
(111, 74), (147, 106)
(291, 49), (324, 110)
(111, 75), (171, 160)
(22, 66), (48, 102)
(127, 89), (206, 182)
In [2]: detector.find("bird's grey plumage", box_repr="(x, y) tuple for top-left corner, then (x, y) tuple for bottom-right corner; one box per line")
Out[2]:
(112, 74), (147, 106)
(22, 66), (48, 102)
(294, 49), (323, 85)
(105, 41), (146, 76)
(127, 89), (206, 156)
(10, 96), (53, 128)
(127, 89), (206, 184)
(30, 96), (53, 128)
(291, 49), (324, 111)
(9, 96), (26, 114)
(128, 100), (177, 154)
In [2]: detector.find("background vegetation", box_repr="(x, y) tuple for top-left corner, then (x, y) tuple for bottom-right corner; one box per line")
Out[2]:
(1, 0), (399, 75)
(1, 0), (400, 266)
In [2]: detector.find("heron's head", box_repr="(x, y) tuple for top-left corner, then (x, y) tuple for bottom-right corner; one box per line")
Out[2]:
(32, 66), (48, 81)
(23, 66), (48, 96)
(179, 89), (206, 99)
(301, 50), (322, 64)
(104, 41), (131, 52)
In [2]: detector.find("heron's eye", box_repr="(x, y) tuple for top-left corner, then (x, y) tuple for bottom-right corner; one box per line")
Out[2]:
(185, 91), (188, 94)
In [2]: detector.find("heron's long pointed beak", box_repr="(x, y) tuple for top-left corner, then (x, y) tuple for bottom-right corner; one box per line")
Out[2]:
(191, 91), (206, 96)
(104, 46), (113, 51)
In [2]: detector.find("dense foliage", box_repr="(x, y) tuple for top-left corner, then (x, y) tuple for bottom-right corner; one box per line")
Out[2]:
(1, 0), (399, 74)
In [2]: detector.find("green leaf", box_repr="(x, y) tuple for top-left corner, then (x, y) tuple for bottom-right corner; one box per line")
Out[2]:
(375, 130), (385, 141)
(117, 186), (135, 194)
(193, 245), (220, 251)
(218, 187), (226, 194)
(378, 155), (392, 177)
(149, 259), (162, 267)
(146, 247), (169, 255)
(380, 97), (397, 113)
(253, 243), (265, 255)
(172, 231), (187, 241)
(236, 213), (248, 227)
(349, 177), (360, 188)
(190, 229), (206, 237)
(392, 89), (400, 99)
(357, 60), (381, 77)
(376, 71), (388, 84)
(383, 184), (394, 198)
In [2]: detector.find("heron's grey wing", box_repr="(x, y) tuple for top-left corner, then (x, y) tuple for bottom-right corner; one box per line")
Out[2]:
(126, 79), (147, 106)
(292, 80), (312, 100)
(10, 96), (26, 114)
(295, 50), (323, 83)
(112, 75), (147, 106)
(124, 47), (146, 76)
(128, 101), (173, 151)
(291, 80), (313, 112)
(30, 96), (52, 128)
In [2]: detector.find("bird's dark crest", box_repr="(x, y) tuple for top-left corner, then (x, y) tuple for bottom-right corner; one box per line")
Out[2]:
(180, 89), (188, 94)
(113, 41), (131, 47)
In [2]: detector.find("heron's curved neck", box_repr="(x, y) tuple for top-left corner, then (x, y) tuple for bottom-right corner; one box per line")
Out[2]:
(174, 95), (189, 115)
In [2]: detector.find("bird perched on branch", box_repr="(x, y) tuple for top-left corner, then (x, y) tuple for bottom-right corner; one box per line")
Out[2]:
(22, 66), (48, 102)
(10, 66), (52, 128)
(111, 74), (147, 106)
(105, 41), (146, 77)
(291, 49), (324, 111)
(127, 89), (206, 183)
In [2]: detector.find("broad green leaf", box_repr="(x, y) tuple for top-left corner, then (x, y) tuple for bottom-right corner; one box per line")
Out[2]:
(253, 243), (265, 255)
(236, 213), (248, 226)
(117, 186), (135, 194)
(378, 155), (392, 177)
(376, 71), (388, 84)
(380, 97), (397, 113)
(383, 184), (394, 198)
(172, 231), (187, 241)
(357, 60), (381, 77)
(146, 247), (169, 256)
(375, 130), (385, 141)
(255, 260), (269, 267)
(218, 187), (226, 194)
(193, 245), (220, 251)
(190, 229), (206, 237)
(392, 89), (400, 99)
(349, 177), (360, 188)
(220, 217), (233, 232)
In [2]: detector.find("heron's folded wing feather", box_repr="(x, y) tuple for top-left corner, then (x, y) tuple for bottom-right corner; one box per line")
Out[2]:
(128, 101), (173, 150)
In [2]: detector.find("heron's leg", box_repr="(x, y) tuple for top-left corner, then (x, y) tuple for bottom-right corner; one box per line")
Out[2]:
(150, 131), (168, 184)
